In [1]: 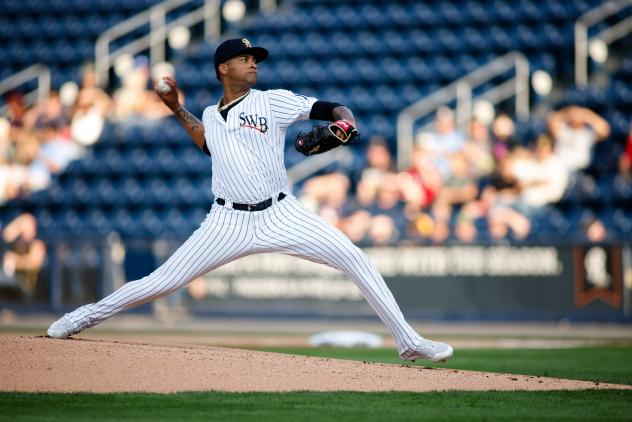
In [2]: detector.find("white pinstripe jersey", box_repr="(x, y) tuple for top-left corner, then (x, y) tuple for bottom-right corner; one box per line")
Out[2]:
(201, 89), (317, 203)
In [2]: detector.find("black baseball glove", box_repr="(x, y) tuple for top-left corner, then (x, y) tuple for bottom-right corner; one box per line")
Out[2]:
(295, 119), (359, 156)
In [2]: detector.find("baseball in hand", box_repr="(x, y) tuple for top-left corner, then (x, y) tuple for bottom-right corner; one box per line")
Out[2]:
(157, 78), (171, 94)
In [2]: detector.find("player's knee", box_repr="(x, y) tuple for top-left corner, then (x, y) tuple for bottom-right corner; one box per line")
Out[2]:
(339, 244), (367, 266)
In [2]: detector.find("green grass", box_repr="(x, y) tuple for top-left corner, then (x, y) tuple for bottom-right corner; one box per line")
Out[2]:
(3, 347), (630, 421)
(251, 346), (632, 385)
(1, 390), (632, 422)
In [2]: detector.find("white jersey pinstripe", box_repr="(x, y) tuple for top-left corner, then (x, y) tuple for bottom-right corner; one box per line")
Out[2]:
(202, 89), (315, 203)
(62, 88), (425, 357)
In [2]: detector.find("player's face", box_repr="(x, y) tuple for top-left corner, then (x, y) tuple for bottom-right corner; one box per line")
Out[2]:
(223, 54), (258, 86)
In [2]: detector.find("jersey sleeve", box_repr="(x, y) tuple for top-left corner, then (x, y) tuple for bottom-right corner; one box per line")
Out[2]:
(268, 89), (318, 129)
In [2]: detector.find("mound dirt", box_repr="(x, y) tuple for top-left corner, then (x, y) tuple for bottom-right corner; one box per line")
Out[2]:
(1, 335), (629, 393)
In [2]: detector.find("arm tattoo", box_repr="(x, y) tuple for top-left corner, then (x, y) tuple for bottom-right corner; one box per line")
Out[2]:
(175, 106), (202, 131)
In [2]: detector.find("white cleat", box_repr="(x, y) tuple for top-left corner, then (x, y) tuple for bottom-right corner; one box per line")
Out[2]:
(400, 338), (454, 363)
(47, 316), (80, 339)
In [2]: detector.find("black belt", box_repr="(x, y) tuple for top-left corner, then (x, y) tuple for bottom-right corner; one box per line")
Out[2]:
(215, 192), (286, 212)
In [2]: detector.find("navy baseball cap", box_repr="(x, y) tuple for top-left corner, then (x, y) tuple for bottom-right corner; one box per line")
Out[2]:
(214, 38), (268, 80)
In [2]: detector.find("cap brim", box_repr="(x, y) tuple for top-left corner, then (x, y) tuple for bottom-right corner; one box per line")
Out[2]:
(243, 47), (268, 63)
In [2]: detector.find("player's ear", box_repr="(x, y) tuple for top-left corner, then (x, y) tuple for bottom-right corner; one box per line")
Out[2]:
(219, 63), (229, 77)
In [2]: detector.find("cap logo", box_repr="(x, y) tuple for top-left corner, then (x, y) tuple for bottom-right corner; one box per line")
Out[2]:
(242, 38), (252, 48)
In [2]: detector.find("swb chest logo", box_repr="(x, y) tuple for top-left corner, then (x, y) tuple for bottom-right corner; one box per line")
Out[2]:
(239, 112), (268, 134)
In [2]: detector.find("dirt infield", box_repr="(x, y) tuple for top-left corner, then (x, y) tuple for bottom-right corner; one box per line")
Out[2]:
(1, 335), (630, 393)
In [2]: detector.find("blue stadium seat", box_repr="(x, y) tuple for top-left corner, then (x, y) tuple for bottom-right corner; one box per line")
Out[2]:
(354, 59), (384, 84)
(86, 209), (113, 235)
(412, 3), (438, 26)
(385, 3), (416, 27)
(121, 178), (146, 207)
(148, 178), (175, 207)
(382, 31), (408, 56)
(409, 29), (434, 54)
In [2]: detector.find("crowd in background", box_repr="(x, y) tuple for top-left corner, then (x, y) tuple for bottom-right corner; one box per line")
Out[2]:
(300, 104), (631, 246)
(0, 57), (180, 205)
(1, 55), (632, 299)
(0, 56), (631, 250)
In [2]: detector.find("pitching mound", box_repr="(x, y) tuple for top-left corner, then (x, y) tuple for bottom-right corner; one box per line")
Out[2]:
(1, 335), (628, 393)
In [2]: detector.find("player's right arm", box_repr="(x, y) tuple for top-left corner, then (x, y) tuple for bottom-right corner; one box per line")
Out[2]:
(155, 76), (207, 153)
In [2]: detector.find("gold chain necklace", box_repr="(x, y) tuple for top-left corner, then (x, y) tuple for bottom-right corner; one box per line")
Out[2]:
(218, 90), (250, 112)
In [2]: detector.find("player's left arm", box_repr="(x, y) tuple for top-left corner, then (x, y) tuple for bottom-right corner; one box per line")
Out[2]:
(331, 105), (356, 127)
(294, 102), (359, 156)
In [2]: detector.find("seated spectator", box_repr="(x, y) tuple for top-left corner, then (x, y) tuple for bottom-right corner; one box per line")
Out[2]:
(490, 113), (520, 163)
(454, 211), (478, 243)
(1, 213), (46, 298)
(70, 64), (113, 147)
(619, 125), (632, 180)
(464, 118), (494, 178)
(487, 206), (531, 241)
(299, 172), (351, 227)
(369, 172), (404, 221)
(548, 105), (610, 173)
(415, 107), (466, 179)
(113, 56), (153, 123)
(420, 106), (466, 156)
(354, 135), (395, 200)
(367, 214), (399, 246)
(459, 152), (531, 241)
(113, 57), (181, 124)
(147, 61), (182, 119)
(512, 135), (569, 214)
(28, 119), (82, 191)
(4, 90), (27, 129)
(435, 152), (479, 207)
(23, 91), (69, 133)
(398, 145), (441, 210)
(340, 209), (371, 245)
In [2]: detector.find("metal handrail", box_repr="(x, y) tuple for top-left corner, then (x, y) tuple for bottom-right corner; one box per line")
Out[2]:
(575, 0), (632, 87)
(396, 51), (529, 170)
(287, 148), (354, 189)
(0, 64), (50, 114)
(95, 0), (220, 86)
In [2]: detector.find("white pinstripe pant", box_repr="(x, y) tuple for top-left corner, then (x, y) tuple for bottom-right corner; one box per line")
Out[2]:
(67, 195), (423, 355)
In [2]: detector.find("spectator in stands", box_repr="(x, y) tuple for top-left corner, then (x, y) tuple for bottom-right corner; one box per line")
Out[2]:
(147, 61), (182, 119)
(354, 135), (394, 198)
(113, 57), (181, 124)
(416, 107), (466, 179)
(619, 125), (632, 180)
(548, 105), (610, 173)
(453, 211), (478, 243)
(70, 64), (113, 147)
(421, 106), (466, 155)
(369, 172), (404, 221)
(490, 113), (519, 163)
(364, 135), (394, 173)
(398, 144), (441, 210)
(4, 91), (27, 129)
(579, 212), (609, 243)
(299, 172), (351, 228)
(0, 118), (28, 203)
(28, 119), (82, 191)
(459, 152), (531, 241)
(464, 118), (494, 178)
(367, 214), (399, 246)
(1, 213), (46, 298)
(435, 152), (479, 207)
(23, 90), (69, 132)
(113, 56), (155, 123)
(340, 209), (371, 245)
(512, 135), (569, 214)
